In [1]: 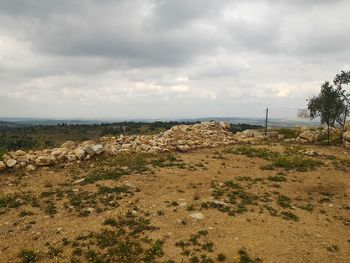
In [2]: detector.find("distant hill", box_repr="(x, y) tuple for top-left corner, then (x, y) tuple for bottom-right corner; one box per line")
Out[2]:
(0, 117), (320, 128)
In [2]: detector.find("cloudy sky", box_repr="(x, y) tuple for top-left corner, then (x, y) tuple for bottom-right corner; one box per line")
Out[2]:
(0, 0), (349, 119)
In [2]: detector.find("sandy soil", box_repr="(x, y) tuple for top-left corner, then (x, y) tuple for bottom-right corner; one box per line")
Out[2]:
(0, 143), (349, 262)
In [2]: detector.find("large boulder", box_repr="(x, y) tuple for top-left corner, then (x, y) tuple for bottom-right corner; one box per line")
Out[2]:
(83, 146), (95, 156)
(74, 148), (86, 160)
(35, 155), (56, 166)
(344, 121), (350, 131)
(80, 140), (96, 147)
(343, 131), (350, 141)
(5, 159), (17, 168)
(298, 129), (320, 142)
(343, 131), (350, 148)
(91, 144), (104, 154)
(14, 150), (26, 157)
(219, 122), (231, 130)
(61, 141), (76, 149)
(51, 148), (68, 162)
(177, 144), (190, 152)
(15, 155), (29, 163)
(104, 143), (119, 155)
(0, 161), (6, 171)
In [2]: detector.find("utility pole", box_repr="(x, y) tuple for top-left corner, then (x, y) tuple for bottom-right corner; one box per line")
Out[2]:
(265, 108), (268, 139)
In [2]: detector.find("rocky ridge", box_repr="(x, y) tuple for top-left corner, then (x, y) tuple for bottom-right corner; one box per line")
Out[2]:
(1, 121), (349, 173)
(0, 121), (237, 172)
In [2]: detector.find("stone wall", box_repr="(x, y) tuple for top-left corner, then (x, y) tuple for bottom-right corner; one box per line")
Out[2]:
(0, 121), (237, 172)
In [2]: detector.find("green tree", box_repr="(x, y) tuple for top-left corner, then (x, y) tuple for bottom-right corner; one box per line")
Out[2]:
(333, 70), (350, 127)
(307, 81), (346, 143)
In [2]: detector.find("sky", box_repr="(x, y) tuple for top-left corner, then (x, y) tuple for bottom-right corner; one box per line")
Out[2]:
(0, 0), (349, 119)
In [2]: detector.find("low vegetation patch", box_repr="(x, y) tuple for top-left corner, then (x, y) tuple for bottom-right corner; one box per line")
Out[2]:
(272, 128), (302, 139)
(65, 211), (164, 262)
(175, 232), (262, 263)
(227, 146), (277, 160)
(18, 249), (39, 263)
(270, 155), (322, 172)
(202, 180), (301, 222)
(229, 146), (322, 172)
(0, 192), (37, 214)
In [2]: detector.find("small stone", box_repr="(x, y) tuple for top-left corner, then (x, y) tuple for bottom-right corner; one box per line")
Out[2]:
(86, 207), (95, 213)
(74, 178), (85, 184)
(190, 212), (204, 220)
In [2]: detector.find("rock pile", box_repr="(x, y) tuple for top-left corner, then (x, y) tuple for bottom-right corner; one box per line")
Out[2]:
(296, 127), (341, 143)
(343, 121), (350, 148)
(297, 129), (323, 143)
(0, 121), (236, 172)
(235, 129), (280, 141)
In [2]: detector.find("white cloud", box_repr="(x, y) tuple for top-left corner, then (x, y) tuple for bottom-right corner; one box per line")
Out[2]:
(0, 0), (349, 118)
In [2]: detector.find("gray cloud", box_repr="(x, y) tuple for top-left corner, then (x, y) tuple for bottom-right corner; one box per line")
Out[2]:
(0, 0), (349, 118)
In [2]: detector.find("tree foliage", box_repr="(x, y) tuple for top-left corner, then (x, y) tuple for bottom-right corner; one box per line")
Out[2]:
(308, 71), (350, 128)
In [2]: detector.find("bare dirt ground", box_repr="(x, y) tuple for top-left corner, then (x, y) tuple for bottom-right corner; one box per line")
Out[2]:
(0, 143), (349, 262)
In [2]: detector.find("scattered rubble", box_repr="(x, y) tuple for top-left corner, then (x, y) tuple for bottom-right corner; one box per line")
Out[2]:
(296, 126), (341, 143)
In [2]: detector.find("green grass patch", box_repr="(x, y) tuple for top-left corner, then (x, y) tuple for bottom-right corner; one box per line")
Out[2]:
(281, 211), (299, 222)
(272, 155), (322, 172)
(238, 248), (262, 263)
(267, 174), (287, 182)
(19, 249), (39, 263)
(82, 170), (128, 185)
(228, 146), (278, 160)
(277, 195), (292, 208)
(68, 211), (163, 262)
